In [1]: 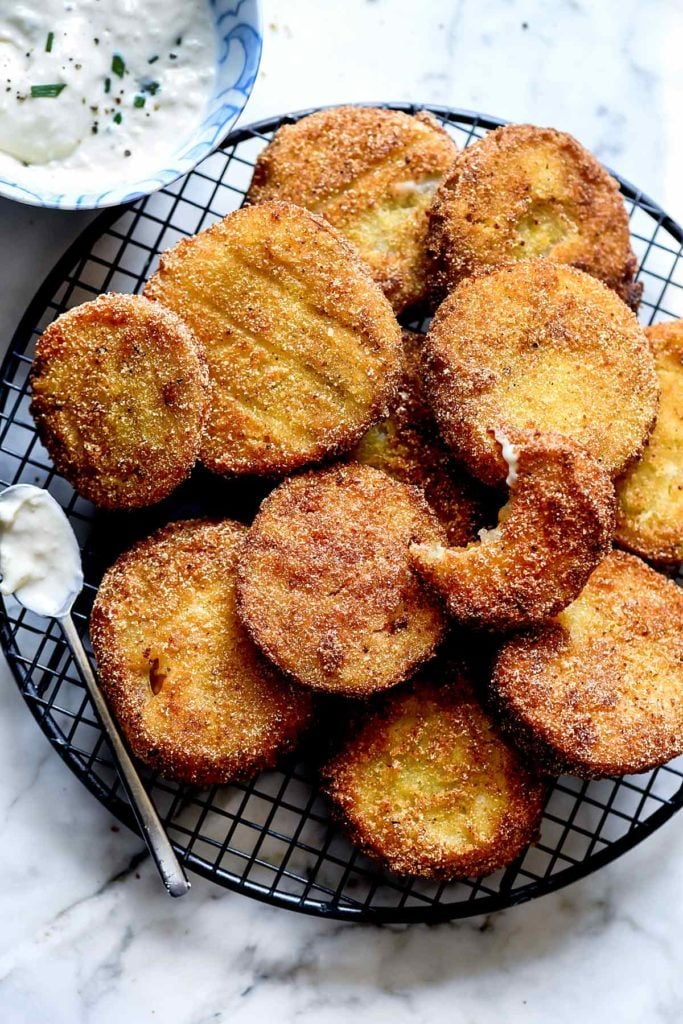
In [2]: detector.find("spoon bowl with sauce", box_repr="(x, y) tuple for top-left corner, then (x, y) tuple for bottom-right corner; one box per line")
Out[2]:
(0, 0), (261, 209)
(0, 484), (190, 897)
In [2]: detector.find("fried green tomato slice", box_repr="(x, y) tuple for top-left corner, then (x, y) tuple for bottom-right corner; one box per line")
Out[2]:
(615, 320), (683, 566)
(351, 329), (494, 545)
(428, 123), (640, 308)
(30, 293), (208, 509)
(424, 260), (659, 487)
(321, 663), (546, 879)
(144, 201), (402, 477)
(237, 464), (447, 696)
(247, 106), (458, 313)
(90, 519), (313, 786)
(411, 428), (616, 631)
(491, 551), (683, 778)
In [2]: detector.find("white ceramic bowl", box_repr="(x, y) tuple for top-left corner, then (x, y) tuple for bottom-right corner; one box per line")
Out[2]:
(0, 0), (262, 210)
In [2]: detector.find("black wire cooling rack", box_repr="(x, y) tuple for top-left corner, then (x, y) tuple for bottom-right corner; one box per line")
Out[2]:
(2, 105), (683, 923)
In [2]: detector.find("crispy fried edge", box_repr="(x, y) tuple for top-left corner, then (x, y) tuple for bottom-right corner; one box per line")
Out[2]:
(426, 123), (640, 308)
(29, 293), (208, 509)
(410, 428), (616, 631)
(422, 260), (659, 486)
(90, 517), (313, 786)
(350, 328), (495, 546)
(615, 320), (683, 566)
(144, 201), (403, 477)
(320, 667), (547, 879)
(489, 551), (683, 778)
(247, 107), (458, 313)
(235, 463), (448, 697)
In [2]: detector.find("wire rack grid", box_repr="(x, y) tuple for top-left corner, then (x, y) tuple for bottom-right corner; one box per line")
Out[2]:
(1, 105), (682, 923)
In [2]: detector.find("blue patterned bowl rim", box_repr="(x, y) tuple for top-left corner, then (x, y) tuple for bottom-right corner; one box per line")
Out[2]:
(0, 0), (262, 210)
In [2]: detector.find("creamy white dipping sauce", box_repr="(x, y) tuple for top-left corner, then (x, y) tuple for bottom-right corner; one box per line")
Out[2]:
(0, 485), (83, 618)
(0, 0), (216, 192)
(494, 427), (519, 488)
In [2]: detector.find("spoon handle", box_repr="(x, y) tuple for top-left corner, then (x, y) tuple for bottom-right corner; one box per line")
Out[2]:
(59, 613), (190, 897)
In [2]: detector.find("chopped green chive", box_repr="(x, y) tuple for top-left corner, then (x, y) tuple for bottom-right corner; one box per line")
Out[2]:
(104, 76), (111, 93)
(113, 111), (122, 124)
(45, 32), (54, 53)
(175, 36), (183, 46)
(148, 55), (159, 64)
(133, 95), (145, 108)
(30, 83), (66, 98)
(111, 54), (125, 78)
(141, 80), (159, 96)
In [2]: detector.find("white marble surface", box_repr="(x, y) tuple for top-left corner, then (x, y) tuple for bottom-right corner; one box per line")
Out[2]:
(1, 1), (683, 1021)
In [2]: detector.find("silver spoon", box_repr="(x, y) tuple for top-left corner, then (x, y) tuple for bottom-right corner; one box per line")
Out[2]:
(0, 484), (190, 897)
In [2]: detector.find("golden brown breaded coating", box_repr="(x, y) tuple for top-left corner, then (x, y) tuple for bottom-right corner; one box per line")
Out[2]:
(237, 464), (447, 696)
(615, 320), (683, 566)
(428, 123), (640, 308)
(351, 329), (494, 545)
(30, 294), (208, 509)
(145, 201), (401, 478)
(90, 519), (313, 786)
(424, 260), (659, 487)
(247, 106), (457, 313)
(411, 428), (616, 631)
(491, 550), (683, 778)
(321, 663), (546, 879)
